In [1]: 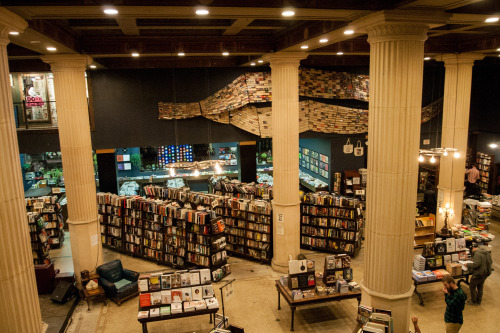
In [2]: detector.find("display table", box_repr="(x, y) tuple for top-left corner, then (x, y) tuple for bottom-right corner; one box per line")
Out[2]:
(275, 280), (361, 331)
(83, 286), (106, 311)
(137, 306), (218, 333)
(413, 273), (471, 306)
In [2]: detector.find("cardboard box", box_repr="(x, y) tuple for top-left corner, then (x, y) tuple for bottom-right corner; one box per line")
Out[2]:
(446, 263), (462, 276)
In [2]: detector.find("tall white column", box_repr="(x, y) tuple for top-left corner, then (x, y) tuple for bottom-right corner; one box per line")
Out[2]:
(41, 55), (102, 284)
(354, 11), (449, 333)
(0, 8), (44, 333)
(264, 52), (307, 272)
(435, 53), (484, 231)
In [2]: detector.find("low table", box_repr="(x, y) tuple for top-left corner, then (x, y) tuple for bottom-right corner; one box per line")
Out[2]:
(83, 286), (106, 311)
(275, 280), (362, 331)
(137, 306), (218, 333)
(413, 273), (471, 306)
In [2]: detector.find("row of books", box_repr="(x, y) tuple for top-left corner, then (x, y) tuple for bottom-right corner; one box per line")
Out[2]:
(301, 236), (355, 253)
(302, 192), (358, 207)
(302, 216), (358, 230)
(302, 205), (356, 219)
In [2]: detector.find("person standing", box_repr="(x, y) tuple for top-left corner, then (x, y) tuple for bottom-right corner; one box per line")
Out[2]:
(442, 275), (467, 333)
(465, 164), (480, 196)
(466, 243), (493, 305)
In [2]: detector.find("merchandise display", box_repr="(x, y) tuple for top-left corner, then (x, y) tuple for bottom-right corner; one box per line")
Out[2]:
(212, 178), (273, 200)
(137, 269), (219, 331)
(300, 192), (363, 256)
(299, 170), (329, 192)
(119, 181), (140, 196)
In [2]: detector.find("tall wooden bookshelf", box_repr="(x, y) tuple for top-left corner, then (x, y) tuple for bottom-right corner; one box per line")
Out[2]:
(476, 152), (495, 194)
(300, 193), (363, 256)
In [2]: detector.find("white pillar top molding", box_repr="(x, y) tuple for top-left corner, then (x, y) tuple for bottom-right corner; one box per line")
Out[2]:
(262, 51), (308, 67)
(435, 53), (485, 65)
(351, 9), (451, 39)
(41, 54), (93, 72)
(0, 8), (27, 44)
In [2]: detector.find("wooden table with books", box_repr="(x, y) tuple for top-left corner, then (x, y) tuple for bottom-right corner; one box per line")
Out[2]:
(275, 279), (361, 331)
(412, 271), (471, 306)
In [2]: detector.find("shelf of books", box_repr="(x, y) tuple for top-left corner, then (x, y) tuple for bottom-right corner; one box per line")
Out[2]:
(220, 197), (273, 263)
(98, 189), (231, 280)
(97, 193), (125, 252)
(26, 195), (64, 249)
(211, 178), (273, 200)
(300, 193), (363, 256)
(137, 269), (219, 325)
(414, 214), (435, 248)
(476, 152), (495, 194)
(27, 211), (50, 265)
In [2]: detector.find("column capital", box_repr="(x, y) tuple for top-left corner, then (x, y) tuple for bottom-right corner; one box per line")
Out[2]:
(352, 10), (450, 43)
(41, 54), (93, 72)
(0, 8), (28, 46)
(435, 53), (485, 66)
(263, 52), (308, 68)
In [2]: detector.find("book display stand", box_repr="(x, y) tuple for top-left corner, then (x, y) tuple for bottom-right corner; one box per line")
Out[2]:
(97, 193), (125, 252)
(414, 214), (436, 248)
(137, 269), (219, 333)
(276, 257), (361, 331)
(300, 193), (363, 256)
(476, 152), (495, 194)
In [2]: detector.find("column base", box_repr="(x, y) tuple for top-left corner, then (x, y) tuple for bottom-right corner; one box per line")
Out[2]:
(360, 281), (414, 333)
(41, 322), (48, 333)
(271, 258), (289, 274)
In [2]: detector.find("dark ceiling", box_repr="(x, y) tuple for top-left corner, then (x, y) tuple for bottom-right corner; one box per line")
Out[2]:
(3, 0), (500, 70)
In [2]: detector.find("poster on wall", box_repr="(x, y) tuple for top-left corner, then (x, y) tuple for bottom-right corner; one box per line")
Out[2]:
(303, 148), (309, 156)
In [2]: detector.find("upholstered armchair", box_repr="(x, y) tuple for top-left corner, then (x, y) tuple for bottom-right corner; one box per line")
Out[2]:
(96, 259), (139, 305)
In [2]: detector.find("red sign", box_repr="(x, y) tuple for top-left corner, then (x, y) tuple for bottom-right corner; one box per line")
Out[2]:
(26, 96), (45, 107)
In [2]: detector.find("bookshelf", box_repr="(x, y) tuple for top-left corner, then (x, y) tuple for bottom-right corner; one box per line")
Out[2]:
(476, 152), (495, 194)
(414, 214), (435, 248)
(97, 193), (125, 252)
(343, 170), (361, 196)
(26, 195), (64, 263)
(211, 178), (273, 200)
(300, 193), (363, 256)
(99, 188), (231, 279)
(220, 197), (272, 263)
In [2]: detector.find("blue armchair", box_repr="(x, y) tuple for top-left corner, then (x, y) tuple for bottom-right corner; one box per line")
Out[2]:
(96, 259), (139, 305)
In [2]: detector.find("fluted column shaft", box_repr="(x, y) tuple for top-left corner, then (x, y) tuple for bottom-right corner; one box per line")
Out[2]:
(41, 55), (102, 284)
(358, 13), (441, 332)
(435, 54), (484, 230)
(265, 52), (307, 272)
(0, 9), (43, 333)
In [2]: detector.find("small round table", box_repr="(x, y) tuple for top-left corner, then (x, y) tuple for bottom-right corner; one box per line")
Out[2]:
(83, 286), (106, 311)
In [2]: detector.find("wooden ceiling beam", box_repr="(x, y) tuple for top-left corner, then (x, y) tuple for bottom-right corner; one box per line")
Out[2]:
(115, 18), (140, 36)
(223, 18), (255, 35)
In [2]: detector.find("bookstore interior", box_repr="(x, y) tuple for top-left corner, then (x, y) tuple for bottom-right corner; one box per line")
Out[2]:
(3, 2), (500, 333)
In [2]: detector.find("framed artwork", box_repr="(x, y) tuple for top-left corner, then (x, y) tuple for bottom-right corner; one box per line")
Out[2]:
(303, 148), (309, 156)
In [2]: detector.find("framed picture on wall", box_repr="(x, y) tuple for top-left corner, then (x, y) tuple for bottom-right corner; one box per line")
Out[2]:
(325, 164), (328, 171)
(319, 162), (324, 169)
(315, 159), (319, 166)
(301, 160), (306, 168)
(305, 156), (309, 163)
(303, 148), (309, 156)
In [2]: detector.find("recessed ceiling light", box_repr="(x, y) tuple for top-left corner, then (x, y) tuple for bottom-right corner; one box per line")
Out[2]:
(178, 52), (185, 56)
(30, 40), (40, 44)
(258, 60), (264, 63)
(485, 17), (499, 23)
(282, 10), (295, 17)
(319, 38), (328, 43)
(337, 51), (344, 55)
(301, 45), (309, 49)
(46, 47), (57, 51)
(250, 62), (256, 66)
(489, 143), (498, 148)
(103, 8), (118, 15)
(222, 52), (229, 56)
(9, 31), (19, 35)
(497, 48), (500, 51)
(424, 57), (431, 60)
(131, 52), (140, 57)
(344, 29), (354, 35)
(89, 65), (97, 69)
(196, 9), (209, 15)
